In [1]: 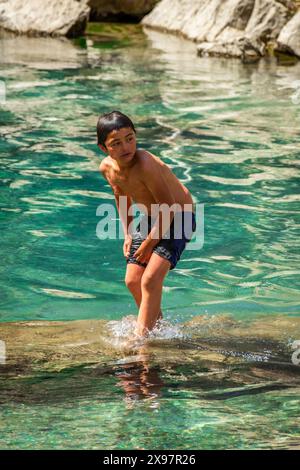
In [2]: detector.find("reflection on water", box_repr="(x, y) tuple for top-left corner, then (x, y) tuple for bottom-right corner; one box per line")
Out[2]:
(115, 351), (164, 408)
(0, 23), (300, 449)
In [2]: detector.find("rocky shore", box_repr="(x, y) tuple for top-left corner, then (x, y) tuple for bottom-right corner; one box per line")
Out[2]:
(142, 0), (300, 61)
(0, 0), (299, 60)
(0, 0), (158, 37)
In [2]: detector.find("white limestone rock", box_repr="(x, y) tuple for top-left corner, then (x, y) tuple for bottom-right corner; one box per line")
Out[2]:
(275, 10), (300, 57)
(142, 0), (293, 59)
(0, 0), (90, 37)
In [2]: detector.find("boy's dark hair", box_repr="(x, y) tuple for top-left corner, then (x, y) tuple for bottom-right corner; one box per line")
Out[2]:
(96, 110), (136, 147)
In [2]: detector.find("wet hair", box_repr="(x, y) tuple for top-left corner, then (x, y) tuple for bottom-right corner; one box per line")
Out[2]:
(96, 110), (136, 147)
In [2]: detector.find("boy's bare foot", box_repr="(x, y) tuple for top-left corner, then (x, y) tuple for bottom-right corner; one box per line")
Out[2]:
(134, 311), (163, 338)
(134, 323), (149, 339)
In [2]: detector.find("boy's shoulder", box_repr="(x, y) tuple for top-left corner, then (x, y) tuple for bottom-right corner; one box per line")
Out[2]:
(98, 149), (164, 176)
(99, 156), (110, 174)
(137, 148), (165, 171)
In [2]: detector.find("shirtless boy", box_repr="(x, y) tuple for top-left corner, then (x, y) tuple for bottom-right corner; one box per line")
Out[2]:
(97, 110), (196, 337)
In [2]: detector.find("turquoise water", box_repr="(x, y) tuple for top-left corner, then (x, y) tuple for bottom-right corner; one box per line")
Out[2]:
(0, 24), (300, 449)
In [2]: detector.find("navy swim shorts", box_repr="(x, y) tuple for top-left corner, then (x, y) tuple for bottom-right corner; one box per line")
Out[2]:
(126, 211), (196, 270)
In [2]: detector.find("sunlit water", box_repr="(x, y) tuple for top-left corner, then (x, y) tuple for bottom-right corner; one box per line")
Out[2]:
(0, 24), (299, 449)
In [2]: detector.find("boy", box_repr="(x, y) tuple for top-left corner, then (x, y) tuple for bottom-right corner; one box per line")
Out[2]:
(97, 110), (196, 337)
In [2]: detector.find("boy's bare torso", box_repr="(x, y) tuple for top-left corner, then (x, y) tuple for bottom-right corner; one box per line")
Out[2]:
(100, 149), (194, 214)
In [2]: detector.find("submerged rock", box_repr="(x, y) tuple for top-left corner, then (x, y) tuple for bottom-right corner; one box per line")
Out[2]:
(142, 0), (298, 60)
(275, 10), (300, 57)
(0, 314), (299, 373)
(0, 0), (90, 37)
(0, 35), (88, 69)
(0, 315), (299, 406)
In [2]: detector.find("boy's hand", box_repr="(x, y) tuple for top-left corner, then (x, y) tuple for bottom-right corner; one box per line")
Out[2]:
(123, 234), (132, 258)
(133, 239), (155, 264)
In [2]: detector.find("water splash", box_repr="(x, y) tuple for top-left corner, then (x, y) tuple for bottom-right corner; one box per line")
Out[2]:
(148, 319), (186, 340)
(106, 315), (137, 339)
(107, 315), (186, 340)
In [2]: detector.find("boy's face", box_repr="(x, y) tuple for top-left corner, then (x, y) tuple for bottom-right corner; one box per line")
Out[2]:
(99, 127), (137, 164)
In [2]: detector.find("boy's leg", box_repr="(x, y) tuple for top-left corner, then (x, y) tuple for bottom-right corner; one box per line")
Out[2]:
(125, 263), (145, 307)
(125, 263), (163, 320)
(135, 253), (170, 337)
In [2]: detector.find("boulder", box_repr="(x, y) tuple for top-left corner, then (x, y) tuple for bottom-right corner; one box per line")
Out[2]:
(0, 0), (90, 37)
(275, 10), (300, 57)
(88, 0), (159, 21)
(142, 0), (294, 60)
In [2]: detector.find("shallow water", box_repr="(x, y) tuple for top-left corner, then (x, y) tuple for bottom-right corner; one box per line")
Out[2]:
(0, 23), (300, 449)
(0, 315), (300, 449)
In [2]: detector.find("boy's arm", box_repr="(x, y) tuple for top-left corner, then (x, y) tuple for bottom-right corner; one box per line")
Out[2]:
(114, 193), (134, 238)
(99, 160), (133, 238)
(140, 158), (176, 246)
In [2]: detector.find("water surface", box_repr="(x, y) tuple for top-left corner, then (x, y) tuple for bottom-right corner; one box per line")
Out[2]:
(0, 23), (299, 449)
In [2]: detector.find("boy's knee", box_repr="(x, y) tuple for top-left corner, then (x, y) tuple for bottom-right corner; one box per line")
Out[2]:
(141, 272), (162, 291)
(125, 274), (141, 292)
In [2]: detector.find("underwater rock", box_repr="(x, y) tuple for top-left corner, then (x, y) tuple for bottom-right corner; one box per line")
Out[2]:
(0, 35), (88, 69)
(0, 314), (299, 373)
(142, 0), (296, 60)
(0, 0), (90, 37)
(0, 315), (299, 406)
